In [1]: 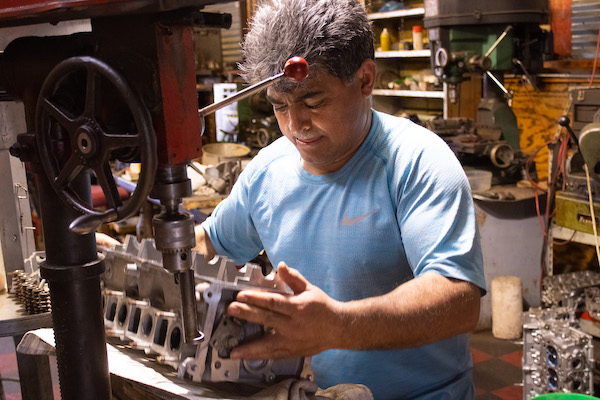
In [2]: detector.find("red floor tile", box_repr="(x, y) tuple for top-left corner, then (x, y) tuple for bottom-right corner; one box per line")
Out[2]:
(471, 347), (493, 364)
(500, 350), (522, 368)
(0, 352), (17, 374)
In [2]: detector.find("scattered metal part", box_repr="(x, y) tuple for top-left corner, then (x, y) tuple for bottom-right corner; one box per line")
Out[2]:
(101, 235), (313, 385)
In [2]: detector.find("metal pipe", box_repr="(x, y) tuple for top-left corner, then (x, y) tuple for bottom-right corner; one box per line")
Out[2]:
(199, 71), (284, 117)
(198, 56), (308, 118)
(178, 269), (204, 342)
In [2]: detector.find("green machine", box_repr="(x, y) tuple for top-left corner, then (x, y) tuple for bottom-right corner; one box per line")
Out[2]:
(424, 1), (552, 159)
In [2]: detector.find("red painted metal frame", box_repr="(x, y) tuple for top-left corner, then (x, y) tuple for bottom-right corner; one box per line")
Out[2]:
(0, 0), (212, 164)
(153, 22), (204, 165)
(0, 0), (217, 27)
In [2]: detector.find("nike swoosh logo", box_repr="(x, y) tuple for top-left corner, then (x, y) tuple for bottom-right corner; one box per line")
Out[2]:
(342, 207), (381, 226)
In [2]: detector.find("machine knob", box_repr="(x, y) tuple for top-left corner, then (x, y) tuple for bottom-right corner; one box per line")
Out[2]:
(558, 115), (579, 146)
(283, 57), (309, 82)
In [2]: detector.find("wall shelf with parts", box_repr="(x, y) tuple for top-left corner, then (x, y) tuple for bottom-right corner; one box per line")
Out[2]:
(368, 4), (447, 121)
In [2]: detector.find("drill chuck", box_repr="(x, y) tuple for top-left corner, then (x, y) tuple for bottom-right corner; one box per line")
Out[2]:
(153, 212), (195, 273)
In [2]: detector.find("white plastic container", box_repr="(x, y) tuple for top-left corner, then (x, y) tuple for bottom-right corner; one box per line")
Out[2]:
(492, 276), (523, 340)
(465, 169), (492, 192)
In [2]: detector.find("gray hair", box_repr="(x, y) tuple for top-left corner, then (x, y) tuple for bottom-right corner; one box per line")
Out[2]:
(240, 0), (374, 90)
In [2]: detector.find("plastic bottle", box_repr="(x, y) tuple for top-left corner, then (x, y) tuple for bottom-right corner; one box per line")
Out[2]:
(380, 28), (390, 52)
(412, 25), (423, 50)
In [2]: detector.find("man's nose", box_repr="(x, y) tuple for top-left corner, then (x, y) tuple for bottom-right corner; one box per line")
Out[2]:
(287, 105), (311, 133)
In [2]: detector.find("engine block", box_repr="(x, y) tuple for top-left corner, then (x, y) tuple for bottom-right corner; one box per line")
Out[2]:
(541, 271), (600, 310)
(101, 235), (312, 385)
(522, 307), (595, 399)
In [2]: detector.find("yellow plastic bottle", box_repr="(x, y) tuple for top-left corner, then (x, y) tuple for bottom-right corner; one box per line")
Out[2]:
(380, 28), (390, 52)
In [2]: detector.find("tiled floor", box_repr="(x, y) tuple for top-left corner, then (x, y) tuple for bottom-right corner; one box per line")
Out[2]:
(0, 331), (525, 399)
(470, 330), (523, 400)
(0, 339), (20, 400)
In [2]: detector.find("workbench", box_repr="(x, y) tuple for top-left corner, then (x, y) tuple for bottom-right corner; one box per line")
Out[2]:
(17, 328), (372, 400)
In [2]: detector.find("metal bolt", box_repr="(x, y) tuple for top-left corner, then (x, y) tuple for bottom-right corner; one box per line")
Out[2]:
(227, 337), (239, 348)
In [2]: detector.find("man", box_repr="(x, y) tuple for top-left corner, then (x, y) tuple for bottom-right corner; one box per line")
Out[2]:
(195, 0), (485, 398)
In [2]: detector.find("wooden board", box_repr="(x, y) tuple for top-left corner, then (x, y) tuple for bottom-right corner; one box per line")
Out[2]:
(183, 194), (227, 211)
(506, 76), (599, 180)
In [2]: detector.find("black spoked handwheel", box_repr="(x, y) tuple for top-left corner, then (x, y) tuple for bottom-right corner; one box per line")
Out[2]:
(35, 56), (157, 234)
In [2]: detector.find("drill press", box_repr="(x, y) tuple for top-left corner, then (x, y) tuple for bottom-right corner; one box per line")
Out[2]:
(0, 2), (307, 398)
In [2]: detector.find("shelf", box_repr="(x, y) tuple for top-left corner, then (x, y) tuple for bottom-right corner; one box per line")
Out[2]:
(372, 89), (445, 99)
(375, 50), (430, 58)
(551, 224), (600, 247)
(367, 7), (425, 20)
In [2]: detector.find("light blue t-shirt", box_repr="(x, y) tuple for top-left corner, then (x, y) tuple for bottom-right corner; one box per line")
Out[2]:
(202, 110), (485, 399)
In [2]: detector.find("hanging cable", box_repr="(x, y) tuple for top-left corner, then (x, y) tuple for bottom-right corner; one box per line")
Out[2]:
(584, 164), (600, 268)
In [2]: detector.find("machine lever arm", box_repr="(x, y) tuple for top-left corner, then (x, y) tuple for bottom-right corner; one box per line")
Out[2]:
(485, 25), (513, 58)
(70, 209), (117, 234)
(198, 57), (308, 118)
(485, 71), (513, 99)
(513, 58), (539, 92)
(558, 115), (579, 146)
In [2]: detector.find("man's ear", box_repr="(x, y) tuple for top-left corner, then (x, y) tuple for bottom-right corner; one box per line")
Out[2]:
(358, 58), (376, 97)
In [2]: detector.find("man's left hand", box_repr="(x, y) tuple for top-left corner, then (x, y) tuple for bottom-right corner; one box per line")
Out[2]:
(227, 261), (342, 360)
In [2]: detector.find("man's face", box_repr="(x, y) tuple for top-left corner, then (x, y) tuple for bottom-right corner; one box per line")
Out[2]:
(266, 61), (375, 175)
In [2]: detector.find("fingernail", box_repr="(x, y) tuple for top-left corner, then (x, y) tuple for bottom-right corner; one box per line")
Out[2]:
(230, 350), (241, 359)
(237, 293), (246, 302)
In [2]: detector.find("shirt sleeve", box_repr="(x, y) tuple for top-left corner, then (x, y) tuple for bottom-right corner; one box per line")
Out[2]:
(201, 164), (264, 265)
(394, 129), (486, 293)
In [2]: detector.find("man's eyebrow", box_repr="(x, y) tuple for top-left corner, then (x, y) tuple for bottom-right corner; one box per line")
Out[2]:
(296, 90), (325, 101)
(266, 91), (325, 105)
(266, 95), (284, 105)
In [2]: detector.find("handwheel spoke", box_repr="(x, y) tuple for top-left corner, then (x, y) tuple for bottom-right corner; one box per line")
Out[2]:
(103, 133), (141, 151)
(42, 98), (75, 132)
(55, 155), (84, 188)
(37, 56), (156, 230)
(95, 163), (122, 210)
(84, 67), (99, 118)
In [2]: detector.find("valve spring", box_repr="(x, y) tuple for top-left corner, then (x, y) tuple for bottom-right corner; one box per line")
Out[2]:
(35, 284), (51, 313)
(24, 279), (36, 314)
(20, 276), (33, 306)
(11, 270), (27, 301)
(39, 287), (52, 313)
(10, 270), (51, 314)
